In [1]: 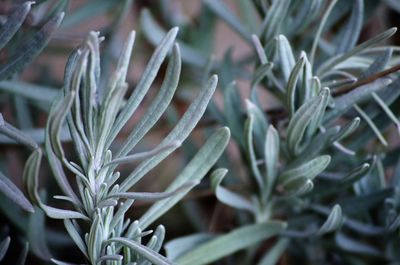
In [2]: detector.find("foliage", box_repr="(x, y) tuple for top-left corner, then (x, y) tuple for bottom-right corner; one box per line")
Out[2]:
(0, 0), (400, 264)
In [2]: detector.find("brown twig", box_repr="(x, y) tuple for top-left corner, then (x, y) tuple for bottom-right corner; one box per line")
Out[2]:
(332, 63), (400, 96)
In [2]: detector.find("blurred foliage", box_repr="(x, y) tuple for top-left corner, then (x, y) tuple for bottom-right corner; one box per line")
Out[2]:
(0, 0), (399, 264)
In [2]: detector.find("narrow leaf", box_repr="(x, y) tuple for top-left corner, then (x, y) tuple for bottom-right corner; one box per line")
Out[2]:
(176, 222), (286, 265)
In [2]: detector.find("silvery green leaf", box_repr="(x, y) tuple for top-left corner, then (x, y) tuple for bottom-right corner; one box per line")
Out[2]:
(175, 222), (286, 265)
(165, 234), (215, 261)
(318, 27), (397, 75)
(28, 204), (52, 260)
(252, 35), (268, 64)
(244, 114), (264, 189)
(51, 258), (83, 265)
(107, 237), (173, 265)
(47, 91), (75, 159)
(294, 126), (339, 165)
(110, 199), (134, 231)
(138, 127), (230, 229)
(109, 182), (194, 201)
(115, 44), (181, 158)
(96, 199), (118, 208)
(140, 9), (206, 67)
(286, 88), (330, 155)
(108, 27), (178, 143)
(308, 163), (370, 199)
(45, 107), (80, 202)
(335, 233), (383, 257)
(224, 82), (245, 147)
(317, 204), (343, 235)
(360, 48), (392, 79)
(22, 146), (86, 220)
(257, 238), (289, 265)
(0, 237), (10, 261)
(203, 0), (252, 43)
(109, 141), (181, 166)
(98, 255), (123, 263)
(299, 53), (314, 102)
(335, 0), (363, 54)
(354, 104), (388, 146)
(41, 204), (89, 220)
(306, 87), (330, 137)
(0, 81), (58, 105)
(283, 177), (314, 196)
(286, 54), (306, 116)
(325, 78), (392, 121)
(119, 75), (219, 192)
(333, 117), (360, 142)
(309, 0), (338, 65)
(384, 0), (400, 12)
(341, 188), (393, 214)
(0, 2), (32, 50)
(0, 12), (64, 80)
(149, 225), (165, 252)
(276, 35), (295, 82)
(210, 168), (254, 213)
(279, 155), (331, 186)
(250, 63), (274, 103)
(260, 0), (291, 42)
(0, 113), (38, 150)
(64, 219), (88, 259)
(372, 92), (400, 134)
(0, 171), (34, 213)
(245, 99), (268, 152)
(264, 125), (279, 200)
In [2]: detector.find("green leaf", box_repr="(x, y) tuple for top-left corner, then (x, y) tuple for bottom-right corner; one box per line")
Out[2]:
(139, 127), (230, 229)
(317, 27), (397, 75)
(165, 234), (215, 261)
(0, 113), (38, 150)
(286, 54), (306, 116)
(276, 35), (295, 82)
(28, 204), (52, 260)
(0, 237), (10, 261)
(61, 1), (115, 28)
(176, 222), (287, 265)
(325, 78), (392, 121)
(317, 204), (344, 235)
(244, 114), (264, 188)
(140, 9), (207, 67)
(0, 2), (32, 50)
(279, 155), (331, 186)
(260, 0), (291, 42)
(119, 75), (219, 192)
(211, 168), (254, 213)
(335, 0), (364, 54)
(309, 0), (338, 65)
(0, 171), (34, 213)
(335, 233), (382, 257)
(0, 81), (58, 105)
(0, 12), (64, 80)
(115, 44), (181, 157)
(286, 88), (330, 155)
(64, 219), (88, 259)
(108, 27), (178, 143)
(107, 237), (173, 265)
(203, 0), (252, 43)
(264, 125), (280, 200)
(257, 238), (289, 265)
(224, 82), (245, 146)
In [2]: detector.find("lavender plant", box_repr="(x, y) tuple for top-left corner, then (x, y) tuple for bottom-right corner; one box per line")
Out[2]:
(0, 25), (230, 264)
(139, 1), (400, 264)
